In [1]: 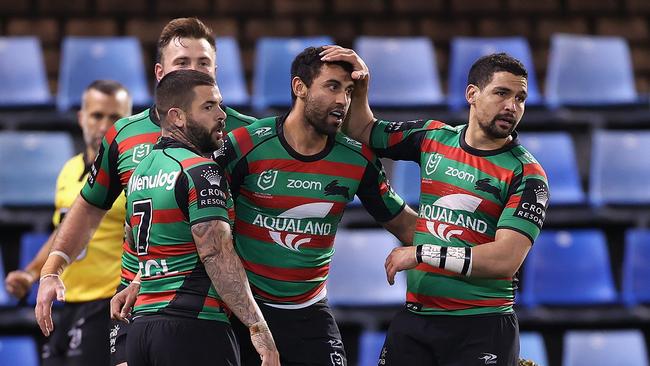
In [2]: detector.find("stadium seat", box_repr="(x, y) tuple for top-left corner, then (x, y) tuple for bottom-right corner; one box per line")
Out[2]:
(0, 36), (52, 108)
(622, 229), (650, 306)
(448, 37), (542, 110)
(358, 331), (386, 366)
(0, 336), (39, 366)
(215, 36), (249, 107)
(520, 229), (618, 307)
(563, 330), (649, 366)
(252, 36), (334, 110)
(545, 34), (638, 108)
(354, 36), (444, 107)
(589, 130), (650, 205)
(20, 233), (50, 305)
(328, 229), (405, 306)
(0, 132), (74, 206)
(390, 161), (421, 207)
(520, 332), (548, 366)
(518, 132), (585, 205)
(57, 36), (151, 111)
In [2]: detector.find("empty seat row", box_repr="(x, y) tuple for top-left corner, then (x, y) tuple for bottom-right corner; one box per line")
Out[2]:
(0, 33), (643, 111)
(391, 130), (650, 207)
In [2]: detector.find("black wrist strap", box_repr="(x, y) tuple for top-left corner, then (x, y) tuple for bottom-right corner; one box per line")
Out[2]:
(416, 245), (423, 263)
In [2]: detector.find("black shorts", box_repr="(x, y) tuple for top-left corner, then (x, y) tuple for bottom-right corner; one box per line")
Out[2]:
(42, 298), (111, 366)
(379, 309), (519, 366)
(109, 284), (131, 366)
(231, 299), (347, 366)
(127, 314), (240, 366)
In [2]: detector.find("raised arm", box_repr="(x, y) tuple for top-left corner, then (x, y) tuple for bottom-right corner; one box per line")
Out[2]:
(35, 196), (107, 336)
(192, 219), (280, 366)
(380, 205), (418, 246)
(384, 229), (532, 285)
(320, 45), (375, 145)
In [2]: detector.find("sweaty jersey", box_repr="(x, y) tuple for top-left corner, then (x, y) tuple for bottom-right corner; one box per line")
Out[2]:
(81, 106), (255, 286)
(218, 115), (405, 308)
(126, 137), (231, 322)
(369, 120), (550, 316)
(54, 153), (123, 302)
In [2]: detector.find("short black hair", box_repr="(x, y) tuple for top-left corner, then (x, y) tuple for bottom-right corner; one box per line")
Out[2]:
(155, 69), (215, 121)
(467, 53), (527, 89)
(86, 79), (128, 96)
(290, 46), (354, 103)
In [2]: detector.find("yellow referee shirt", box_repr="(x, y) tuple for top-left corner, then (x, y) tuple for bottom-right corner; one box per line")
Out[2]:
(53, 153), (125, 302)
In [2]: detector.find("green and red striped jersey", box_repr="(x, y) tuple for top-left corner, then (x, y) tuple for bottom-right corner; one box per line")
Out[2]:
(126, 137), (231, 322)
(80, 106), (255, 286)
(218, 115), (405, 307)
(370, 119), (549, 316)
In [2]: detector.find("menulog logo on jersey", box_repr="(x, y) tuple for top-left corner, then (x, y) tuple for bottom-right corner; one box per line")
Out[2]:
(253, 202), (334, 252)
(419, 193), (487, 242)
(128, 169), (179, 195)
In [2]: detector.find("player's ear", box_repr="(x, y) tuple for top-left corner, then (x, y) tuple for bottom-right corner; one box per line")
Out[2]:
(168, 108), (185, 128)
(154, 63), (164, 82)
(466, 84), (479, 105)
(292, 77), (307, 99)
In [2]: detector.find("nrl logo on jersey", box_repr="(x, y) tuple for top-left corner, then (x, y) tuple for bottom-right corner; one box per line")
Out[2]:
(132, 143), (151, 164)
(424, 153), (443, 176)
(252, 127), (272, 138)
(419, 194), (488, 242)
(253, 202), (334, 252)
(257, 170), (278, 190)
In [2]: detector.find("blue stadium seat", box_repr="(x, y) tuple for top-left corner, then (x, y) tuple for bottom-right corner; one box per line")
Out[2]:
(0, 36), (52, 108)
(545, 34), (638, 108)
(590, 130), (650, 205)
(57, 36), (151, 111)
(390, 161), (421, 207)
(563, 330), (649, 366)
(520, 332), (548, 366)
(622, 229), (650, 306)
(448, 37), (542, 110)
(520, 229), (618, 307)
(252, 36), (334, 110)
(0, 132), (74, 206)
(328, 229), (405, 306)
(0, 336), (39, 366)
(518, 132), (585, 205)
(358, 331), (386, 366)
(216, 37), (249, 107)
(20, 233), (50, 305)
(0, 248), (13, 306)
(354, 36), (444, 107)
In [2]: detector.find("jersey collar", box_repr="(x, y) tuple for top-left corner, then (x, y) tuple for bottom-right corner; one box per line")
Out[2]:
(459, 125), (521, 157)
(276, 113), (335, 162)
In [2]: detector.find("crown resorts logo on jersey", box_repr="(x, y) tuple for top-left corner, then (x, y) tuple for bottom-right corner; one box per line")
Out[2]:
(419, 193), (487, 242)
(201, 167), (221, 186)
(252, 126), (272, 137)
(257, 169), (278, 190)
(189, 165), (227, 209)
(253, 202), (334, 252)
(132, 143), (151, 163)
(424, 153), (443, 176)
(128, 169), (179, 195)
(514, 178), (549, 229)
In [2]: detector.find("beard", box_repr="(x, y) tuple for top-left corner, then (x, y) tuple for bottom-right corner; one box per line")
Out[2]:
(479, 114), (518, 139)
(186, 116), (222, 153)
(303, 93), (343, 136)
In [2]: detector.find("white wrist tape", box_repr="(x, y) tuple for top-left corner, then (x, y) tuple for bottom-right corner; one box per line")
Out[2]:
(49, 250), (72, 265)
(416, 244), (472, 276)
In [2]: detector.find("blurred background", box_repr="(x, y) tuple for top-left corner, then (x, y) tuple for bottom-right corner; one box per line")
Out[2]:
(1, 0), (650, 365)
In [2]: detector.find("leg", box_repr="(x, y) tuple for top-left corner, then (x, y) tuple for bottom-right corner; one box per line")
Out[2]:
(65, 299), (112, 366)
(380, 308), (437, 366)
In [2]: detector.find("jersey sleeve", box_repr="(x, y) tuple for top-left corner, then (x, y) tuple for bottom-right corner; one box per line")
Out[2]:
(80, 128), (123, 210)
(497, 163), (550, 243)
(180, 161), (230, 226)
(356, 156), (406, 223)
(368, 119), (438, 162)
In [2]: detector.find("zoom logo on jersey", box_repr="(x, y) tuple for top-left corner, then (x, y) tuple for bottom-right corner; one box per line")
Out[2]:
(419, 194), (487, 241)
(287, 178), (322, 190)
(514, 178), (549, 229)
(132, 143), (151, 163)
(324, 180), (350, 199)
(445, 166), (475, 183)
(253, 126), (272, 137)
(424, 153), (443, 176)
(384, 119), (427, 132)
(253, 202), (334, 251)
(128, 169), (179, 194)
(257, 170), (278, 190)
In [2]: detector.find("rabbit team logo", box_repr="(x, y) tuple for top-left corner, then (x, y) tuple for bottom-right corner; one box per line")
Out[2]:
(420, 193), (487, 242)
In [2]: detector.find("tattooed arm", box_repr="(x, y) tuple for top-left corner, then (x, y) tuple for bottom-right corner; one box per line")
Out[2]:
(192, 220), (280, 366)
